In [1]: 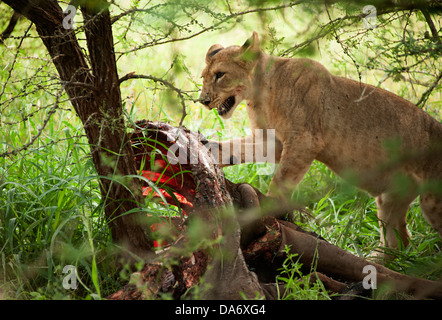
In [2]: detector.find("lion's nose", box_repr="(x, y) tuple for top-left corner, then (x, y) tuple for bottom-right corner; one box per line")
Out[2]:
(199, 90), (211, 106)
(201, 98), (211, 106)
(199, 93), (211, 106)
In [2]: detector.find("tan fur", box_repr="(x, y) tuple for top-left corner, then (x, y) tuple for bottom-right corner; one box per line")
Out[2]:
(200, 32), (442, 258)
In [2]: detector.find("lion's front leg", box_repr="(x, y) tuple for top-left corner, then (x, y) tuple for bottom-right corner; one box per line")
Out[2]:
(201, 135), (252, 166)
(267, 142), (316, 199)
(219, 135), (254, 166)
(204, 132), (282, 167)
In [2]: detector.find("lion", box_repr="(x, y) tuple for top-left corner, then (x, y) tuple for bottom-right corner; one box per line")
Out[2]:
(199, 32), (442, 259)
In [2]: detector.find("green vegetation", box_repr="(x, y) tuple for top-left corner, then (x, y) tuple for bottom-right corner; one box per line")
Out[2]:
(0, 0), (441, 299)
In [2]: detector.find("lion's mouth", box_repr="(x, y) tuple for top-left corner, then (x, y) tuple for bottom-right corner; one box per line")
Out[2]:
(217, 96), (236, 116)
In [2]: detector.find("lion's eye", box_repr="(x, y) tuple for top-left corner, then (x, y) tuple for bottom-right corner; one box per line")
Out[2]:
(215, 72), (225, 81)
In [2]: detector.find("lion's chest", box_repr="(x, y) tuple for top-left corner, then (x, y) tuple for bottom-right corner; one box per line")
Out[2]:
(245, 98), (302, 145)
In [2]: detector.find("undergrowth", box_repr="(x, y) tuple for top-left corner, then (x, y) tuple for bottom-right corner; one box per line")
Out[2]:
(1, 99), (442, 300)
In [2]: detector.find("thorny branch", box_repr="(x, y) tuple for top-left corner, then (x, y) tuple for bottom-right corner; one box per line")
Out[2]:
(0, 21), (33, 101)
(325, 5), (362, 84)
(114, 1), (307, 57)
(300, 4), (441, 108)
(0, 87), (63, 158)
(119, 72), (199, 126)
(416, 69), (442, 108)
(279, 7), (399, 57)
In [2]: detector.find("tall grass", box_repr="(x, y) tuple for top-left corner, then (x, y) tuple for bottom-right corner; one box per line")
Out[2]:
(1, 90), (441, 299)
(0, 108), (120, 299)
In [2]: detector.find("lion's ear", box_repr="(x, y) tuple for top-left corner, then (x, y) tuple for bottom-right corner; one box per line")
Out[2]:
(235, 32), (261, 68)
(206, 44), (224, 64)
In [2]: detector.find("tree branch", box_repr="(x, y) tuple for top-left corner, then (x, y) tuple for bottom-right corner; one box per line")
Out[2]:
(119, 72), (197, 125)
(421, 8), (441, 43)
(0, 11), (21, 44)
(416, 69), (442, 108)
(116, 1), (307, 56)
(119, 72), (195, 99)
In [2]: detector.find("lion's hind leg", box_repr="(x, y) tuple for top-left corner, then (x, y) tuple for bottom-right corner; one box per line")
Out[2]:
(375, 192), (417, 259)
(420, 192), (442, 239)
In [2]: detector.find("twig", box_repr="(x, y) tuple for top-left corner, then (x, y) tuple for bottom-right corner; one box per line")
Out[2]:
(119, 72), (197, 125)
(111, 3), (167, 24)
(280, 7), (405, 57)
(0, 88), (63, 158)
(325, 5), (362, 84)
(117, 1), (306, 56)
(416, 69), (442, 108)
(0, 22), (33, 100)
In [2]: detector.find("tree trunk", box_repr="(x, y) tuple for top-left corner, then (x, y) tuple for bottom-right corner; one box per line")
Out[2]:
(3, 0), (153, 257)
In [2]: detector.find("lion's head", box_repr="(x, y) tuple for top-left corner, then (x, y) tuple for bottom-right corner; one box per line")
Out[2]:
(199, 32), (261, 119)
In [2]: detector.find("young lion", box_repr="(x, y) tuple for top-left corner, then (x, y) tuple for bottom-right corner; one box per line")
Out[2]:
(199, 32), (442, 258)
